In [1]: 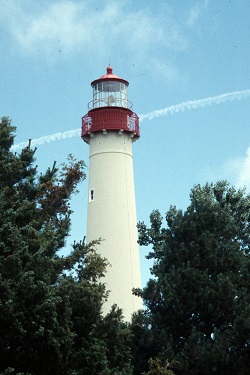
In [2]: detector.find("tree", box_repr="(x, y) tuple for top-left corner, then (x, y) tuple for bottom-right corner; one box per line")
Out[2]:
(133, 181), (250, 375)
(143, 358), (179, 375)
(0, 117), (133, 375)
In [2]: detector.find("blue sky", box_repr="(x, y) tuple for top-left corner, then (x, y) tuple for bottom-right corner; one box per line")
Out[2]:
(1, 0), (250, 286)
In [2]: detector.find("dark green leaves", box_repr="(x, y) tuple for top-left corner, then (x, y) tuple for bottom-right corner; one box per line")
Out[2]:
(0, 118), (133, 375)
(134, 181), (250, 375)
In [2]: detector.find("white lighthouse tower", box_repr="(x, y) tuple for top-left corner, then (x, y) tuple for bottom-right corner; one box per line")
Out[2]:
(81, 66), (142, 320)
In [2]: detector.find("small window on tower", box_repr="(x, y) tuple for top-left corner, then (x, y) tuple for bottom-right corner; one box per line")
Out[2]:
(89, 188), (95, 202)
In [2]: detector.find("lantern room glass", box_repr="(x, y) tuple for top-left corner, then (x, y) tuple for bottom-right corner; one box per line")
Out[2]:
(92, 81), (128, 109)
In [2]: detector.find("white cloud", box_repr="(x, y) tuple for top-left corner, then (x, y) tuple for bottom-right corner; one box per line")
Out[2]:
(188, 4), (201, 27)
(223, 147), (250, 192)
(0, 0), (188, 64)
(187, 0), (209, 27)
(1, 1), (95, 54)
(235, 147), (250, 191)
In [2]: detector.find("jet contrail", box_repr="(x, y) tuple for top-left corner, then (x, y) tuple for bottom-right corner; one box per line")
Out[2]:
(11, 128), (80, 151)
(11, 89), (250, 151)
(139, 89), (250, 122)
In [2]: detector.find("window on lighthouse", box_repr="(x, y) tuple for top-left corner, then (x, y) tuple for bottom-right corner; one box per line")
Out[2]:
(89, 188), (94, 202)
(93, 81), (128, 109)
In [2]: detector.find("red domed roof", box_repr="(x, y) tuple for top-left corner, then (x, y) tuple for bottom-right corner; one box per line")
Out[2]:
(91, 66), (129, 87)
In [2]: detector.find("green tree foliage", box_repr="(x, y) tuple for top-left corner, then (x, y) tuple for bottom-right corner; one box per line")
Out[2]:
(143, 358), (180, 375)
(133, 181), (250, 375)
(0, 117), (133, 375)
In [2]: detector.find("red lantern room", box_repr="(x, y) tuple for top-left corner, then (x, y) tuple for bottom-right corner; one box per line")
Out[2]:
(81, 66), (140, 143)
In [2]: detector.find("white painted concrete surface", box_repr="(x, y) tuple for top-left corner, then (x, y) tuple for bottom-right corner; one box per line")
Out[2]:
(86, 130), (142, 320)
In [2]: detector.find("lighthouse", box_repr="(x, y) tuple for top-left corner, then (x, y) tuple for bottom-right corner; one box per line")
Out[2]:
(81, 66), (142, 320)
